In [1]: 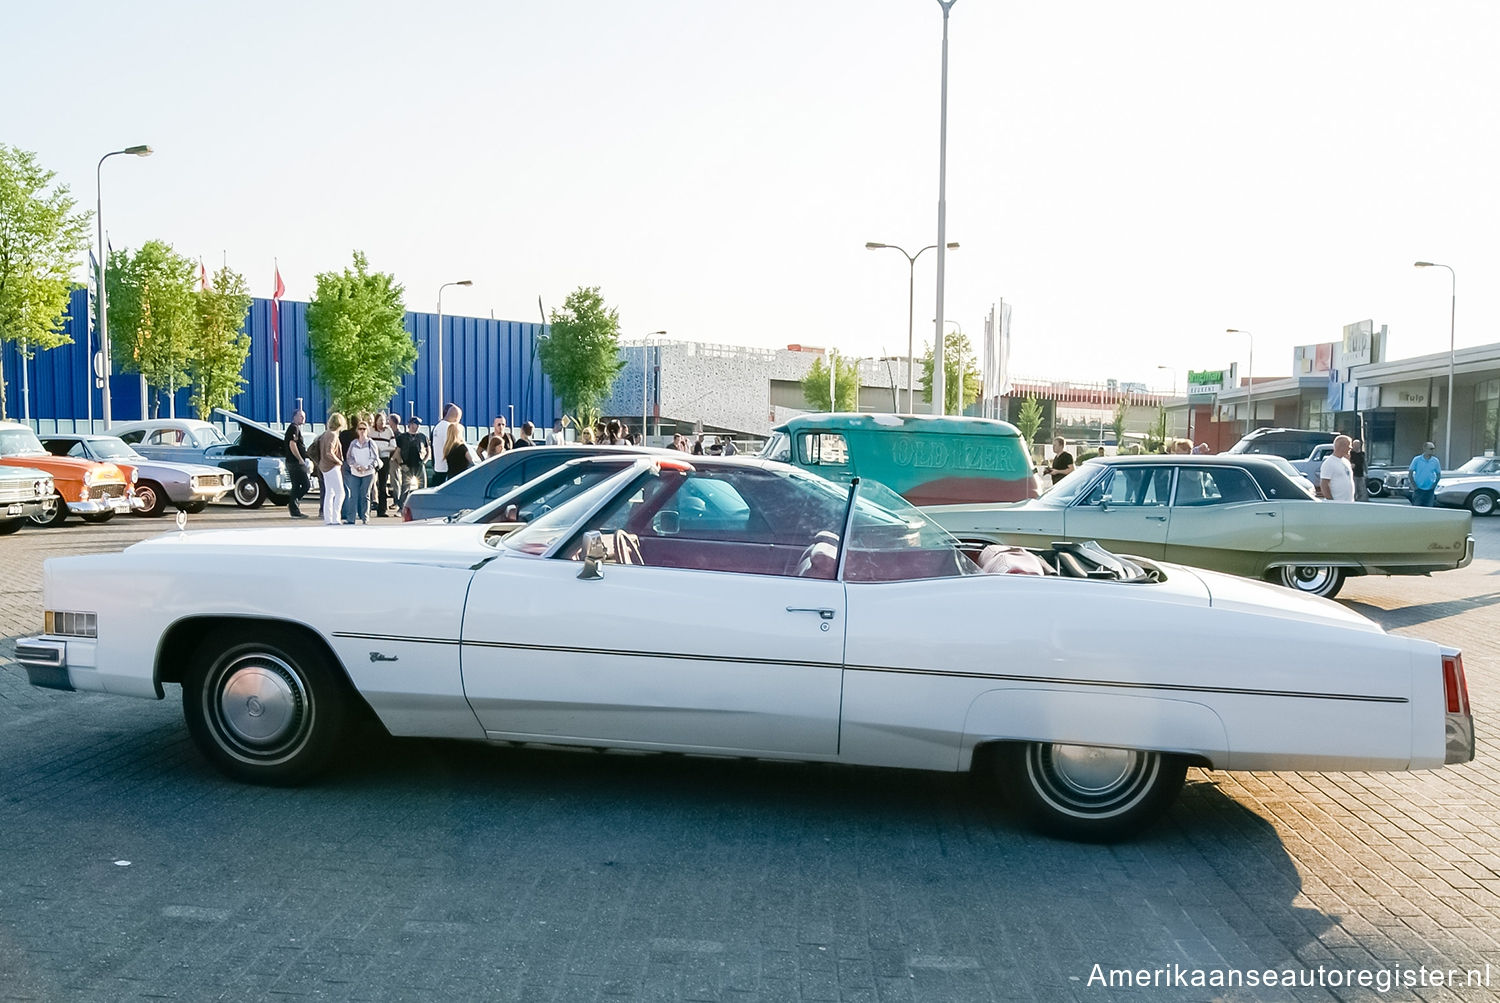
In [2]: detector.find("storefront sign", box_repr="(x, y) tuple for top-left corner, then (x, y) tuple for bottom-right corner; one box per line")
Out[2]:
(1187, 369), (1224, 398)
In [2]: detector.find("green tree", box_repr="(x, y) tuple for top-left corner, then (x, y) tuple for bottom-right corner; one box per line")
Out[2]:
(919, 333), (981, 415)
(1145, 406), (1168, 452)
(801, 352), (861, 411)
(305, 251), (416, 415)
(106, 240), (197, 414)
(189, 265), (252, 418)
(0, 144), (92, 419)
(538, 285), (624, 425)
(1111, 398), (1129, 446)
(1015, 394), (1044, 446)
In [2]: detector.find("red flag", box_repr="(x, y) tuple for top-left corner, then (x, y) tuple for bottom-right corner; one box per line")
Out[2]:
(271, 263), (285, 364)
(200, 262), (208, 291)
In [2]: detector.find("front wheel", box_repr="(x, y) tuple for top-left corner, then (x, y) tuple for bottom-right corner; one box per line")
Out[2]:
(80, 512), (115, 524)
(134, 480), (168, 517)
(1366, 478), (1386, 498)
(1275, 564), (1345, 598)
(233, 474), (267, 508)
(0, 518), (23, 535)
(29, 500), (65, 527)
(1468, 490), (1497, 516)
(183, 500), (208, 514)
(182, 628), (348, 785)
(993, 742), (1187, 842)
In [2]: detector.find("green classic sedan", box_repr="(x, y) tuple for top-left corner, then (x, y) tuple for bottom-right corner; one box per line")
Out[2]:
(924, 454), (1474, 598)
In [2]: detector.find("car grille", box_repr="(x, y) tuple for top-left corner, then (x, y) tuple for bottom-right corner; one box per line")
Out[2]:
(192, 474), (229, 490)
(0, 481), (49, 503)
(91, 483), (127, 500)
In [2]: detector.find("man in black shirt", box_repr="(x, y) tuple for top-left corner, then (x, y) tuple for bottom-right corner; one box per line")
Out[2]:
(396, 417), (430, 506)
(284, 408), (310, 518)
(513, 421), (536, 448)
(1049, 436), (1075, 485)
(1350, 438), (1368, 502)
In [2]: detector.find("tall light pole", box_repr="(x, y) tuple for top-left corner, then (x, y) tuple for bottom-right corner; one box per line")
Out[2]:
(1227, 329), (1253, 436)
(640, 330), (667, 438)
(435, 279), (472, 415)
(1156, 365), (1177, 396)
(95, 144), (152, 429)
(866, 241), (958, 413)
(1415, 261), (1457, 466)
(932, 0), (959, 417)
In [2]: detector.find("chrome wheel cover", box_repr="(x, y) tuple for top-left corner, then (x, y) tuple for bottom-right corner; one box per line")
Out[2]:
(1472, 493), (1495, 516)
(204, 651), (312, 765)
(137, 484), (157, 511)
(1024, 743), (1160, 819)
(233, 477), (262, 506)
(1281, 565), (1338, 594)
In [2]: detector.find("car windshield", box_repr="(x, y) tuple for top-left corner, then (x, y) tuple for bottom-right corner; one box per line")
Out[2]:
(85, 437), (142, 460)
(501, 463), (652, 554)
(459, 460), (635, 524)
(1261, 456), (1319, 498)
(1035, 460), (1104, 506)
(844, 480), (979, 582)
(758, 431), (791, 462)
(1455, 456), (1497, 475)
(0, 427), (49, 457)
(190, 426), (228, 449)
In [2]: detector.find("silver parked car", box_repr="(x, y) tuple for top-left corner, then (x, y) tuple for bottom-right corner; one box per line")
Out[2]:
(112, 415), (294, 508)
(40, 434), (234, 516)
(0, 465), (57, 535)
(1433, 456), (1500, 515)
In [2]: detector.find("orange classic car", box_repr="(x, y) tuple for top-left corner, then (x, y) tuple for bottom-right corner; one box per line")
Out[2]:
(0, 421), (138, 526)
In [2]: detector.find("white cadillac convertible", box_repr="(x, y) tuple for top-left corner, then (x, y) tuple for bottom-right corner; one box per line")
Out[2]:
(16, 456), (1476, 842)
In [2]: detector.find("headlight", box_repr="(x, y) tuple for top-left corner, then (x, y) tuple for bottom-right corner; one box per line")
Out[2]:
(82, 469), (96, 486)
(33, 479), (48, 497)
(130, 469), (138, 484)
(45, 610), (97, 638)
(221, 474), (233, 487)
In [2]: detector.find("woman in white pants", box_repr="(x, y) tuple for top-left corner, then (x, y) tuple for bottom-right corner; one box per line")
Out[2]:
(314, 412), (347, 524)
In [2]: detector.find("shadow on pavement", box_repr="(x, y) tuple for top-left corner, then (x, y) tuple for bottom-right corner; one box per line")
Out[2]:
(1344, 590), (1500, 629)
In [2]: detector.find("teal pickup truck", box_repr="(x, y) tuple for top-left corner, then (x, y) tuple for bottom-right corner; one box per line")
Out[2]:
(759, 413), (1039, 505)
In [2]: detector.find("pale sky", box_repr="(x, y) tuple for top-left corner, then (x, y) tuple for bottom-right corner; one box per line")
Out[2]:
(8, 0), (1497, 392)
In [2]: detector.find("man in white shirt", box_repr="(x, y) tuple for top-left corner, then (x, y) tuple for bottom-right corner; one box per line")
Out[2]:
(432, 403), (460, 486)
(1318, 434), (1355, 502)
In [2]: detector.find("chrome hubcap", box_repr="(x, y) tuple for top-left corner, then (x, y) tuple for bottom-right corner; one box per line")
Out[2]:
(208, 652), (309, 761)
(1026, 743), (1158, 818)
(1286, 566), (1334, 590)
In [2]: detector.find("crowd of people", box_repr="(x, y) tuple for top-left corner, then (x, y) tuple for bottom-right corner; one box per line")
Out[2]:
(280, 406), (741, 524)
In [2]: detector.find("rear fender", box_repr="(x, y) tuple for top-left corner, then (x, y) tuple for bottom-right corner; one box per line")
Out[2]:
(960, 687), (1229, 770)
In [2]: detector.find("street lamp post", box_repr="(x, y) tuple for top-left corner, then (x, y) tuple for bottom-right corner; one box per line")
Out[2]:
(640, 330), (667, 439)
(1415, 262), (1457, 466)
(866, 241), (958, 413)
(1226, 329), (1254, 436)
(1156, 365), (1177, 397)
(932, 0), (959, 417)
(435, 280), (472, 415)
(95, 144), (152, 429)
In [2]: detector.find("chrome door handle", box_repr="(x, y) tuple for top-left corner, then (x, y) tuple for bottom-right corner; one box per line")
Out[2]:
(1145, 514), (1166, 521)
(786, 607), (836, 620)
(1254, 511), (1278, 517)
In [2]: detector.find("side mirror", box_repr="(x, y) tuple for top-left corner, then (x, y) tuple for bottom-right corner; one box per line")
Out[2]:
(651, 510), (680, 536)
(578, 530), (608, 580)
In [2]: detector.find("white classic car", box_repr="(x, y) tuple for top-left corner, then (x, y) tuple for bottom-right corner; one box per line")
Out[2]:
(16, 457), (1476, 842)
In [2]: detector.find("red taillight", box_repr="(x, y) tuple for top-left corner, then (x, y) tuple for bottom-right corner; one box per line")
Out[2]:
(1442, 653), (1470, 715)
(401, 506), (412, 522)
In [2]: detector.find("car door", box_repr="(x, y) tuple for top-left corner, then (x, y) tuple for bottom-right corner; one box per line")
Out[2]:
(1062, 465), (1172, 558)
(1164, 465), (1283, 577)
(460, 466), (847, 757)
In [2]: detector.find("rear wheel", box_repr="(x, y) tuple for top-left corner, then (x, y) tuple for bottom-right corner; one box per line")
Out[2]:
(233, 475), (267, 508)
(1366, 478), (1386, 498)
(993, 742), (1186, 842)
(80, 512), (115, 524)
(182, 627), (349, 785)
(1275, 564), (1345, 598)
(0, 518), (23, 535)
(1468, 490), (1497, 516)
(134, 480), (167, 517)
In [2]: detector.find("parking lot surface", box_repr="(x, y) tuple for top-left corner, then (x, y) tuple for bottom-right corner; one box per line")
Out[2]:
(2, 503), (1498, 1002)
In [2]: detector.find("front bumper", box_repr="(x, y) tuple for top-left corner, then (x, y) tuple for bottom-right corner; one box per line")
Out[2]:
(1, 497), (56, 520)
(66, 495), (133, 516)
(15, 637), (84, 692)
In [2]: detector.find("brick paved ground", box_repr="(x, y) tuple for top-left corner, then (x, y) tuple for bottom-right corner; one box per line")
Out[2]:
(1, 503), (1498, 1002)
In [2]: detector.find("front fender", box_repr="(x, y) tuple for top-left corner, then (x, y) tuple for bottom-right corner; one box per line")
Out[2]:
(960, 687), (1230, 769)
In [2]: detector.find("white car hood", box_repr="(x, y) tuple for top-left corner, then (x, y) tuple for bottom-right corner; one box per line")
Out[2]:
(128, 524), (500, 568)
(1177, 564), (1383, 634)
